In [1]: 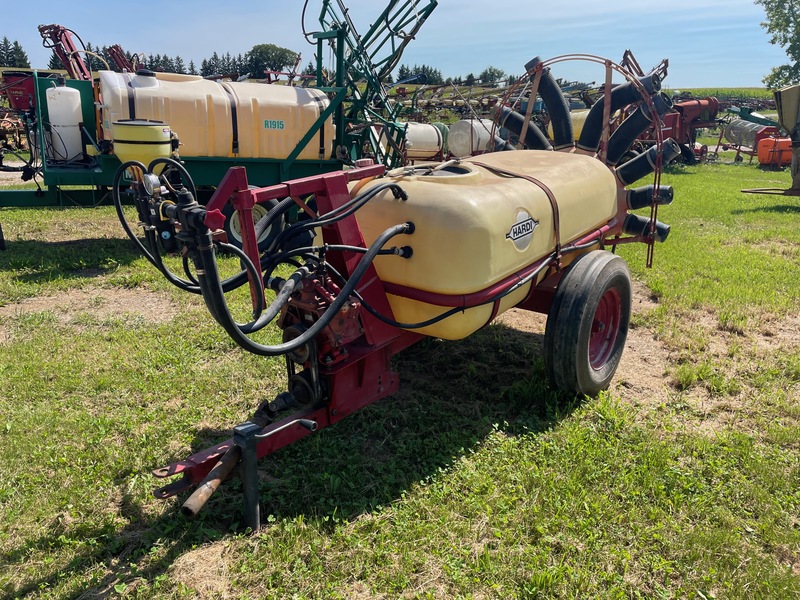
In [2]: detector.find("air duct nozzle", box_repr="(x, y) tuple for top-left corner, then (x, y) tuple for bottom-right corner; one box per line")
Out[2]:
(623, 213), (670, 243)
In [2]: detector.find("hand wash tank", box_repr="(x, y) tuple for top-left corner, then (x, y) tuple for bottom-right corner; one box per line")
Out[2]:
(351, 150), (618, 339)
(97, 70), (335, 161)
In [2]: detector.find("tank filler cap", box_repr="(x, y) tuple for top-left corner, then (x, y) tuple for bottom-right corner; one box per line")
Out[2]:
(136, 69), (157, 77)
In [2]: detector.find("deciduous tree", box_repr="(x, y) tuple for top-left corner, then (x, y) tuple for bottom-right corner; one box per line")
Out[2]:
(245, 44), (297, 78)
(756, 0), (800, 88)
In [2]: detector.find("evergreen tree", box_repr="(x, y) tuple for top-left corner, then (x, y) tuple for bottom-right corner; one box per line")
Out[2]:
(209, 52), (221, 75)
(221, 52), (233, 75)
(174, 56), (186, 74)
(9, 41), (30, 68)
(0, 37), (12, 67)
(188, 60), (198, 75)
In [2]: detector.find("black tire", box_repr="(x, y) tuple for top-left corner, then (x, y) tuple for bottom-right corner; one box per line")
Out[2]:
(618, 149), (640, 165)
(679, 143), (696, 165)
(544, 250), (632, 396)
(221, 198), (281, 252)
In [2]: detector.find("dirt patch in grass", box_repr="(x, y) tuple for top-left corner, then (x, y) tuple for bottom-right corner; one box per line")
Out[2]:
(497, 279), (799, 438)
(170, 542), (233, 596)
(0, 158), (27, 186)
(0, 286), (180, 343)
(496, 279), (677, 409)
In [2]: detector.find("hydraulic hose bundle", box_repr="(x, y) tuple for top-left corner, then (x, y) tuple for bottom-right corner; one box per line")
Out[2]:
(112, 158), (417, 360)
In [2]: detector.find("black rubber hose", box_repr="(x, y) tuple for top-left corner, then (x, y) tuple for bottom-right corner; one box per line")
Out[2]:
(493, 136), (517, 151)
(492, 105), (552, 150)
(525, 56), (574, 150)
(113, 162), (254, 295)
(194, 222), (414, 357)
(576, 73), (661, 154)
(267, 182), (406, 255)
(615, 138), (681, 186)
(254, 196), (297, 239)
(237, 265), (311, 334)
(606, 92), (673, 166)
(216, 241), (266, 324)
(147, 157), (197, 201)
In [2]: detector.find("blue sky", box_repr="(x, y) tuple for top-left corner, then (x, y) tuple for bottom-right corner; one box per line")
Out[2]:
(6, 0), (787, 88)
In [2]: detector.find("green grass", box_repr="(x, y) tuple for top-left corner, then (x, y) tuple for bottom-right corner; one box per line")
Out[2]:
(1, 159), (799, 598)
(665, 88), (774, 101)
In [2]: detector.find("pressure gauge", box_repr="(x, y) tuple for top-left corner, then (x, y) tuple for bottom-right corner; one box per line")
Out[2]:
(142, 173), (161, 197)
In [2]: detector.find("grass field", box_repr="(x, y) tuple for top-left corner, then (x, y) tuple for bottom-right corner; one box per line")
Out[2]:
(0, 157), (798, 598)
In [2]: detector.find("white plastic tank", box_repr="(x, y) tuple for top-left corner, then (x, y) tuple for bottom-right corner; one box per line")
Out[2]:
(448, 119), (495, 157)
(403, 122), (444, 160)
(46, 83), (83, 161)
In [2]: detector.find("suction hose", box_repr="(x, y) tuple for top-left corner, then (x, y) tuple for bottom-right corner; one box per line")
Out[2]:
(525, 56), (574, 150)
(615, 138), (681, 186)
(606, 92), (673, 166)
(491, 105), (552, 150)
(577, 73), (661, 154)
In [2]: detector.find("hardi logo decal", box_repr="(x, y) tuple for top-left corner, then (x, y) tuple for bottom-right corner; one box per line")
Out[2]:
(506, 210), (538, 251)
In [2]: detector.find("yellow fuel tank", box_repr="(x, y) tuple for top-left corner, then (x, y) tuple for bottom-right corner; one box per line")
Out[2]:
(351, 151), (618, 339)
(98, 70), (334, 161)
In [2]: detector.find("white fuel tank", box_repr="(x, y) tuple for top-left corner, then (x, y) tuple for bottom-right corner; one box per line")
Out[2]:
(351, 150), (618, 339)
(98, 70), (335, 161)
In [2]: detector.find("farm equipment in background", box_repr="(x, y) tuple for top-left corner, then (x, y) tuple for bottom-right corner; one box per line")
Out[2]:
(654, 95), (722, 164)
(715, 106), (786, 165)
(117, 52), (681, 528)
(0, 1), (436, 214)
(742, 84), (800, 196)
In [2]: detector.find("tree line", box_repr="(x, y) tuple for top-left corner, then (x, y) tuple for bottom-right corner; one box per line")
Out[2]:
(1, 31), (516, 89)
(396, 64), (511, 87)
(5, 7), (800, 90)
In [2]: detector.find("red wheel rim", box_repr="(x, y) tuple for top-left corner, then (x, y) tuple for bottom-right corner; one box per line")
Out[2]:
(589, 287), (622, 369)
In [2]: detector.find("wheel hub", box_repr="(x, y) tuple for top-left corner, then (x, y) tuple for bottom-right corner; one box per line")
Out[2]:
(589, 288), (622, 370)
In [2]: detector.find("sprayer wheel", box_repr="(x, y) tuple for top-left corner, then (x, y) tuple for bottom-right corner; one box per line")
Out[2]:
(222, 198), (281, 252)
(543, 250), (631, 396)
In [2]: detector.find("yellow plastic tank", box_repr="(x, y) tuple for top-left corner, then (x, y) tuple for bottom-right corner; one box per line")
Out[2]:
(97, 70), (334, 161)
(112, 120), (172, 166)
(547, 109), (589, 141)
(351, 150), (618, 339)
